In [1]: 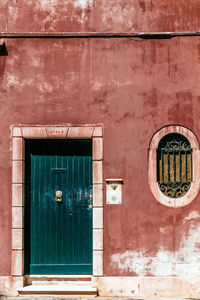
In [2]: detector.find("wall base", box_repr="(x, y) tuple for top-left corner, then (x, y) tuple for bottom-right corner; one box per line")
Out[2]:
(2, 276), (200, 297)
(92, 277), (200, 298)
(0, 276), (24, 297)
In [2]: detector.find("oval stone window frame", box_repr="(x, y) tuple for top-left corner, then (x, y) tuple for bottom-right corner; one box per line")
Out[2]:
(148, 125), (200, 207)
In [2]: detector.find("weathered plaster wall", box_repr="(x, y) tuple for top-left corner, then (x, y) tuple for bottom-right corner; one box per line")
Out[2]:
(1, 36), (200, 277)
(0, 0), (200, 32)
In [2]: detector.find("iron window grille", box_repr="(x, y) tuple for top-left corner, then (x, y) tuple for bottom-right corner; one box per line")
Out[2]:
(157, 133), (192, 198)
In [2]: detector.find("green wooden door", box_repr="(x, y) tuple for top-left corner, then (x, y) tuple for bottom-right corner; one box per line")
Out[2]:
(24, 139), (93, 274)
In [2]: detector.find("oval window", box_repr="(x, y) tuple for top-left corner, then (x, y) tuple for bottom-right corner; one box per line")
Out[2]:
(157, 133), (192, 198)
(148, 125), (200, 207)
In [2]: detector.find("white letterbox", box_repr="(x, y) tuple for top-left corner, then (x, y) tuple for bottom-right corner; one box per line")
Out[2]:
(106, 179), (123, 204)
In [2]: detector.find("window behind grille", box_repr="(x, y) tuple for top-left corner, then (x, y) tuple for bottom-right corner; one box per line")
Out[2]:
(157, 133), (192, 198)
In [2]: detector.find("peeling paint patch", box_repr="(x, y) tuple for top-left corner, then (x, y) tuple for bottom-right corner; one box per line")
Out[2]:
(185, 211), (200, 220)
(73, 0), (93, 9)
(39, 0), (57, 10)
(6, 74), (20, 87)
(100, 3), (135, 31)
(8, 6), (18, 22)
(36, 80), (53, 93)
(112, 250), (173, 276)
(31, 57), (40, 68)
(111, 223), (200, 276)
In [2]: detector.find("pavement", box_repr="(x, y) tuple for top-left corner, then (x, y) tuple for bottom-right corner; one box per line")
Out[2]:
(1, 297), (200, 300)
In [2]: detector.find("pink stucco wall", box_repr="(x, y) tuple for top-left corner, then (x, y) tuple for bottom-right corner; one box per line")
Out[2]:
(1, 0), (200, 32)
(1, 0), (200, 277)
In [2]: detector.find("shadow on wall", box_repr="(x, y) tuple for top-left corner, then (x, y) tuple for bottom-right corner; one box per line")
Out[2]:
(0, 42), (8, 56)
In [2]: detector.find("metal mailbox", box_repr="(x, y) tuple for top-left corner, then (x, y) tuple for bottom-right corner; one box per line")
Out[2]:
(106, 179), (123, 204)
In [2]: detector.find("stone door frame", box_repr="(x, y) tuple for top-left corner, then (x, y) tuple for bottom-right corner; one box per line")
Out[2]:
(11, 125), (103, 281)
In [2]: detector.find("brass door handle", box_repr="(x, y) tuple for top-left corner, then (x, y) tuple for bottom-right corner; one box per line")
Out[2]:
(55, 190), (62, 203)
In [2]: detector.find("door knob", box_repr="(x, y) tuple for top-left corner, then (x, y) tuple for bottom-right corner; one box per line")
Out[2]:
(55, 190), (62, 203)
